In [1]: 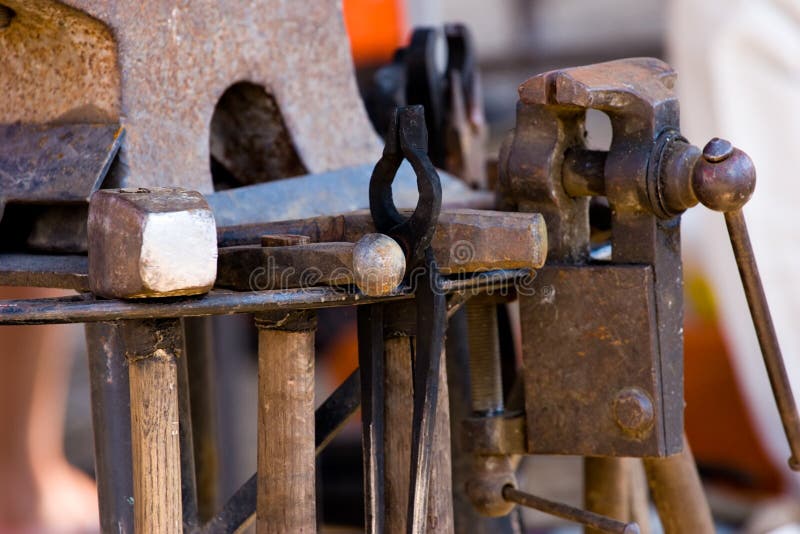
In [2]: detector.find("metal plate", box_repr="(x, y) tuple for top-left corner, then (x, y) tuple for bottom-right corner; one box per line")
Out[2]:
(521, 264), (681, 457)
(0, 123), (123, 203)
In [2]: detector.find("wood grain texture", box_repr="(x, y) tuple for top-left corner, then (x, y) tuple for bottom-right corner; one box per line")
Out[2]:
(257, 327), (316, 533)
(385, 336), (454, 533)
(129, 344), (182, 533)
(584, 457), (630, 534)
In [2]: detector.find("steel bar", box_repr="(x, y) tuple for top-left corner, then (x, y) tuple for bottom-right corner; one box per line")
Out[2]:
(125, 318), (184, 533)
(0, 269), (527, 325)
(200, 368), (362, 533)
(176, 323), (199, 528)
(358, 304), (387, 534)
(208, 162), (485, 227)
(315, 369), (362, 453)
(184, 317), (220, 522)
(502, 486), (639, 534)
(84, 322), (135, 533)
(725, 209), (800, 468)
(0, 123), (124, 203)
(0, 253), (89, 291)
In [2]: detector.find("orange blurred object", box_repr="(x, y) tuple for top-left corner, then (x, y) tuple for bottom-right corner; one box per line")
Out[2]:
(684, 274), (784, 496)
(343, 0), (407, 66)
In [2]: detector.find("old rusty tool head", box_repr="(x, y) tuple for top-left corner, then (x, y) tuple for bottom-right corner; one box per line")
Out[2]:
(369, 105), (442, 269)
(366, 24), (488, 188)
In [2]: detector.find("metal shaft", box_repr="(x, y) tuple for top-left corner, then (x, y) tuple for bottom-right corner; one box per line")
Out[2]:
(725, 209), (800, 468)
(84, 322), (134, 533)
(502, 486), (639, 534)
(358, 304), (387, 534)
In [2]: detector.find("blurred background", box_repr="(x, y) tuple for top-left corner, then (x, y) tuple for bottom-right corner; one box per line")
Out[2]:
(9, 0), (797, 532)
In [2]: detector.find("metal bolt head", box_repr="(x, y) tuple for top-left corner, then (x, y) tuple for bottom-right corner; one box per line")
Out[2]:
(702, 137), (734, 163)
(613, 387), (655, 438)
(352, 233), (405, 297)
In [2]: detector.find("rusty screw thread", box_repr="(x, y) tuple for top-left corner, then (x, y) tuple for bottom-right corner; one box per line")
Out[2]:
(465, 301), (504, 416)
(0, 5), (14, 29)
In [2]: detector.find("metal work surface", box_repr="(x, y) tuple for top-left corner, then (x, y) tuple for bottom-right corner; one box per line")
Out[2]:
(206, 162), (485, 227)
(0, 0), (381, 192)
(0, 123), (123, 204)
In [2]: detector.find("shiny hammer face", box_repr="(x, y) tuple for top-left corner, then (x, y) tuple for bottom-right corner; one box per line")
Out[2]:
(88, 187), (217, 299)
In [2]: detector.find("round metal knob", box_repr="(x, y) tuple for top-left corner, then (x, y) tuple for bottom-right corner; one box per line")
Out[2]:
(691, 138), (756, 213)
(352, 233), (406, 297)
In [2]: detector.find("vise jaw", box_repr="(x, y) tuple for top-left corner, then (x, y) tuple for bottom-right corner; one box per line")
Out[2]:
(500, 58), (683, 457)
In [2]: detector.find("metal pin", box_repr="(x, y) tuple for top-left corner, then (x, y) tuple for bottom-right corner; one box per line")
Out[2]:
(502, 485), (639, 534)
(725, 209), (800, 469)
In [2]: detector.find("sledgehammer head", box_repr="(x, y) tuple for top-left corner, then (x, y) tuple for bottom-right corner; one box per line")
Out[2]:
(88, 187), (217, 299)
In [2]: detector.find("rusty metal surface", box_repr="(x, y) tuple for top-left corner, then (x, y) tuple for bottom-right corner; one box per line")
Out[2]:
(1, 0), (382, 192)
(0, 123), (123, 203)
(461, 414), (526, 456)
(218, 209), (547, 276)
(216, 242), (360, 292)
(520, 264), (677, 457)
(0, 209), (546, 291)
(0, 253), (88, 290)
(502, 58), (685, 457)
(0, 1), (120, 124)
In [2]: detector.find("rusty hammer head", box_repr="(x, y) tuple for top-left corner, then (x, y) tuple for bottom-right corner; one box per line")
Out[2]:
(88, 187), (218, 299)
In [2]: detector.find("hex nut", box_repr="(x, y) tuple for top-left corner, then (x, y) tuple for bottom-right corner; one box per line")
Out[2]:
(88, 187), (218, 299)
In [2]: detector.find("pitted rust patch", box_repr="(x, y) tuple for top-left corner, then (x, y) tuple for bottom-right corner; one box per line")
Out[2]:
(0, 0), (120, 124)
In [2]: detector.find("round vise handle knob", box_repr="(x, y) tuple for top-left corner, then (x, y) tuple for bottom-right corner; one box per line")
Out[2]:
(352, 233), (406, 297)
(691, 138), (756, 213)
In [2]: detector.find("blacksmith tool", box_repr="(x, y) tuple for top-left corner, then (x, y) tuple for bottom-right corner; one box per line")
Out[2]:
(359, 105), (445, 534)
